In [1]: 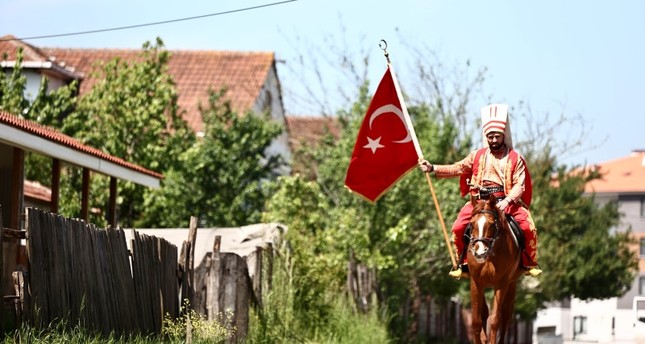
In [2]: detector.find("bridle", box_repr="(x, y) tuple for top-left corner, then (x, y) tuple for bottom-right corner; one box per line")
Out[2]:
(467, 208), (502, 253)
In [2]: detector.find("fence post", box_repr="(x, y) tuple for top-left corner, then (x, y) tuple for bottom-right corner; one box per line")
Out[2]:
(187, 217), (198, 309)
(0, 206), (3, 334)
(207, 235), (221, 321)
(253, 246), (262, 307)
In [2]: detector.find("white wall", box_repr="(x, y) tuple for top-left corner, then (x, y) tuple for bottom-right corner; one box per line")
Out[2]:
(252, 64), (292, 175)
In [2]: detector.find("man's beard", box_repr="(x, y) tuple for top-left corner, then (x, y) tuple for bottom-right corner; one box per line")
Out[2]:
(489, 142), (504, 151)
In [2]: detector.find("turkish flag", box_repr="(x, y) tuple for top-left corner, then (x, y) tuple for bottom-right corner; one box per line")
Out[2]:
(344, 66), (420, 202)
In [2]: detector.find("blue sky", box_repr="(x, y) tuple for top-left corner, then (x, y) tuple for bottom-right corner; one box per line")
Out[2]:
(1, 0), (643, 167)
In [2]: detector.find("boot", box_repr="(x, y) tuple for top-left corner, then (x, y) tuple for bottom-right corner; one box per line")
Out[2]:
(449, 265), (469, 279)
(524, 266), (542, 277)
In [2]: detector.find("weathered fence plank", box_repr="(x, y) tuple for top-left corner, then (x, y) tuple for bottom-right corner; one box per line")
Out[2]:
(25, 209), (178, 336)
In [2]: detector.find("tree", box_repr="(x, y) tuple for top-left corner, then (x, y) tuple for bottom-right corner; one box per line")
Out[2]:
(1, 48), (79, 187)
(523, 150), (637, 302)
(137, 89), (284, 228)
(0, 49), (30, 115)
(61, 38), (194, 226)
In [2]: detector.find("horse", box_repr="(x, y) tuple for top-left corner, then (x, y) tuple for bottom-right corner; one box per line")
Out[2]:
(466, 194), (523, 344)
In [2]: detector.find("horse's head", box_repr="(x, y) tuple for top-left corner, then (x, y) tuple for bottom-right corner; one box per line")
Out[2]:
(468, 195), (505, 263)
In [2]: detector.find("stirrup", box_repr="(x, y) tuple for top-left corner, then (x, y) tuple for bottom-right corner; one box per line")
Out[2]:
(449, 266), (469, 279)
(524, 266), (543, 277)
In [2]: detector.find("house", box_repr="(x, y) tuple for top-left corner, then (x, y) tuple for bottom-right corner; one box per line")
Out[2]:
(534, 149), (645, 343)
(284, 115), (341, 177)
(0, 34), (292, 173)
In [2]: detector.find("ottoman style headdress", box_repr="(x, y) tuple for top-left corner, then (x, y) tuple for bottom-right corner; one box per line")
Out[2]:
(481, 103), (513, 149)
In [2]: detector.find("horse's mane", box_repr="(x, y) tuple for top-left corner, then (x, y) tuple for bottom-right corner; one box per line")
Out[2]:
(471, 196), (507, 227)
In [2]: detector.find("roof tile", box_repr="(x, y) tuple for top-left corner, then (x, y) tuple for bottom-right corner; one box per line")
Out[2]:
(584, 151), (645, 194)
(1, 35), (275, 134)
(0, 111), (162, 179)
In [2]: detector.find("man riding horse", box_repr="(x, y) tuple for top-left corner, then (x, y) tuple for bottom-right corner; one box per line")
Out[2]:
(419, 104), (542, 279)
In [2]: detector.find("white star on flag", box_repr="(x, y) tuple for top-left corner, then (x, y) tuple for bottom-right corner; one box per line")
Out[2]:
(363, 136), (385, 153)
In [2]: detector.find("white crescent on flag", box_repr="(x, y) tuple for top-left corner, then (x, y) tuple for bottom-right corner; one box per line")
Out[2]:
(368, 104), (412, 143)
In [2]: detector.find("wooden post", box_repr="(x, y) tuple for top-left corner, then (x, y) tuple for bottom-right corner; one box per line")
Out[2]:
(187, 216), (198, 308)
(207, 235), (221, 321)
(3, 148), (24, 329)
(10, 148), (23, 230)
(266, 242), (273, 292)
(253, 246), (262, 306)
(108, 177), (117, 228)
(0, 206), (3, 333)
(51, 159), (60, 214)
(81, 168), (90, 221)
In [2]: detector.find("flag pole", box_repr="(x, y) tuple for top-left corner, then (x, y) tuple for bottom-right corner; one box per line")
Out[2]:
(423, 173), (456, 267)
(379, 40), (456, 268)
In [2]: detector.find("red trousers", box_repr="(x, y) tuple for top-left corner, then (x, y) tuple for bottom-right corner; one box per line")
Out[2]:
(452, 202), (538, 267)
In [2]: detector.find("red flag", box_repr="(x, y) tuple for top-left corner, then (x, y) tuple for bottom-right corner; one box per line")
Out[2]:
(344, 65), (421, 202)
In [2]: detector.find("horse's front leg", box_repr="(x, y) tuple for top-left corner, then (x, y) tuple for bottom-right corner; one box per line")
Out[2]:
(488, 286), (510, 344)
(498, 282), (518, 342)
(470, 282), (487, 344)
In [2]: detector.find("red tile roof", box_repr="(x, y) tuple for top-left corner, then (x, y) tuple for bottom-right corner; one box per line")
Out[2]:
(0, 35), (276, 133)
(584, 151), (645, 194)
(0, 111), (162, 179)
(0, 35), (50, 62)
(284, 115), (341, 177)
(285, 115), (341, 152)
(24, 180), (51, 202)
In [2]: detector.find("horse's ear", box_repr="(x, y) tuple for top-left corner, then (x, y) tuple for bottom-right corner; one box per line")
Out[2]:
(470, 194), (477, 205)
(489, 195), (498, 207)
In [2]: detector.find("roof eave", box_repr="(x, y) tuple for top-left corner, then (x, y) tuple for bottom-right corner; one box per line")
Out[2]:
(0, 60), (82, 80)
(0, 122), (160, 188)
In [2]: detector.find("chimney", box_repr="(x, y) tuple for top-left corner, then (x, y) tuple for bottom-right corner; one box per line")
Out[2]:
(636, 149), (645, 167)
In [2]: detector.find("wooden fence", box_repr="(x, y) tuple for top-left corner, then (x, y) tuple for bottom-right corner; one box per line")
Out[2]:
(17, 208), (267, 342)
(25, 208), (178, 336)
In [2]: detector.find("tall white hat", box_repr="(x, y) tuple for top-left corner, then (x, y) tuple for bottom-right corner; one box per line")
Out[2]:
(481, 103), (513, 148)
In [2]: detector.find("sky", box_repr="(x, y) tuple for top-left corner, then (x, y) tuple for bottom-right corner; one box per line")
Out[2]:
(1, 0), (644, 167)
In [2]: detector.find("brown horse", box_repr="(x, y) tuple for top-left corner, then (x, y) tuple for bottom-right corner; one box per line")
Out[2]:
(466, 195), (523, 344)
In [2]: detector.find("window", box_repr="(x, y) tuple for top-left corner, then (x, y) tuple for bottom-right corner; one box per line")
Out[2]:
(573, 316), (587, 338)
(641, 197), (645, 218)
(640, 239), (645, 257)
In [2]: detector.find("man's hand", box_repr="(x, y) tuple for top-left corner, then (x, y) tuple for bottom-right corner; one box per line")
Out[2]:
(419, 159), (433, 173)
(497, 198), (510, 211)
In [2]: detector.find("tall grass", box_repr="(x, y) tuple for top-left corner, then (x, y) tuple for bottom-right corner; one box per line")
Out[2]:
(3, 324), (156, 344)
(3, 302), (234, 344)
(245, 248), (392, 344)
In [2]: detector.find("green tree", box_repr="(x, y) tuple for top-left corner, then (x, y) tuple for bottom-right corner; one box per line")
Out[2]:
(61, 38), (194, 226)
(1, 48), (79, 184)
(138, 89), (284, 228)
(0, 50), (29, 114)
(523, 149), (637, 303)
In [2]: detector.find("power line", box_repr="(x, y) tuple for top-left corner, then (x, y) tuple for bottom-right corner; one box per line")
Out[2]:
(1, 0), (298, 42)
